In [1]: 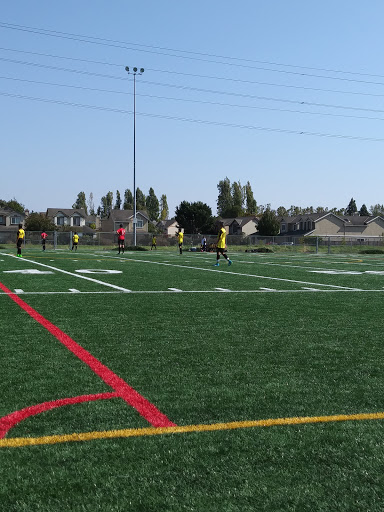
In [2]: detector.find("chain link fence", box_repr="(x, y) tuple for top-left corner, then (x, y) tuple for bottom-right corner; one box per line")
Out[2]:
(1, 230), (384, 253)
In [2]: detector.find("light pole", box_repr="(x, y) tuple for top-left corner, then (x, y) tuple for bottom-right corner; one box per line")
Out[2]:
(125, 66), (144, 246)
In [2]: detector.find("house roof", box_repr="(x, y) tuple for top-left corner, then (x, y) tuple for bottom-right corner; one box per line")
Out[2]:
(107, 209), (150, 221)
(158, 218), (178, 228)
(221, 216), (258, 227)
(0, 206), (26, 217)
(46, 208), (87, 218)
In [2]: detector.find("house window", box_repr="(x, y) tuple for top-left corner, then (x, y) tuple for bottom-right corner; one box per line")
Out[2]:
(56, 216), (65, 226)
(0, 215), (5, 225)
(72, 216), (80, 226)
(11, 216), (21, 225)
(136, 219), (144, 228)
(281, 224), (286, 232)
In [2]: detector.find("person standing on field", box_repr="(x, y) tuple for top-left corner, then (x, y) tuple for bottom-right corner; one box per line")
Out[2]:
(16, 224), (25, 257)
(178, 230), (184, 255)
(41, 231), (48, 251)
(117, 224), (126, 254)
(151, 235), (157, 250)
(72, 232), (79, 251)
(214, 222), (232, 267)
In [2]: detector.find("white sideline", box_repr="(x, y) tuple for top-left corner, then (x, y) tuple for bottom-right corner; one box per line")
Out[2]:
(0, 253), (132, 293)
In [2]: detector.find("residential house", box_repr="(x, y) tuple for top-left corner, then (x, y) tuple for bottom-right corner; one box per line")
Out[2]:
(157, 218), (183, 236)
(0, 206), (26, 231)
(221, 216), (259, 236)
(46, 208), (87, 229)
(101, 209), (150, 233)
(279, 212), (384, 239)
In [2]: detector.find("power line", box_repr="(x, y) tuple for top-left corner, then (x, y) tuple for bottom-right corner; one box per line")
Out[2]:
(1, 91), (383, 142)
(2, 46), (384, 98)
(2, 75), (384, 122)
(1, 21), (384, 85)
(1, 21), (383, 80)
(2, 56), (384, 114)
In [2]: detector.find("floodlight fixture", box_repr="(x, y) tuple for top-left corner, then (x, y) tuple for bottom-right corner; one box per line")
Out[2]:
(124, 64), (145, 246)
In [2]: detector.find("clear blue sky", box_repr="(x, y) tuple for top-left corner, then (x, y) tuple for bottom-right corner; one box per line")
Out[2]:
(2, 1), (384, 217)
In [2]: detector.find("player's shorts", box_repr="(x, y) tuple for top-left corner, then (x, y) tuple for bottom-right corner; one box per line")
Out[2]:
(17, 239), (23, 248)
(118, 239), (125, 244)
(217, 247), (226, 254)
(42, 239), (46, 244)
(73, 242), (78, 246)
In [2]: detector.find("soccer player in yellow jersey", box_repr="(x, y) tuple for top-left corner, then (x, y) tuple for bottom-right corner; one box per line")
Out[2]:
(16, 224), (25, 257)
(214, 222), (232, 267)
(178, 230), (184, 255)
(72, 232), (79, 251)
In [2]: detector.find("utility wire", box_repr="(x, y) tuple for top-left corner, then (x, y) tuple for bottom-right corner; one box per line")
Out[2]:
(2, 46), (384, 98)
(2, 56), (384, 114)
(2, 75), (384, 122)
(1, 21), (383, 80)
(1, 91), (383, 142)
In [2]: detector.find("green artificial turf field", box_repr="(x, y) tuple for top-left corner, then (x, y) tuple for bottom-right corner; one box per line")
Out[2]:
(1, 247), (384, 511)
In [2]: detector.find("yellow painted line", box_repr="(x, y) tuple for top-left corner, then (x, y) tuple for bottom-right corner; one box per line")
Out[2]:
(2, 411), (384, 448)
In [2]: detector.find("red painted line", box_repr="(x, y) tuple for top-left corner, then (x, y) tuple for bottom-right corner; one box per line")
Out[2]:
(0, 392), (117, 438)
(0, 281), (176, 429)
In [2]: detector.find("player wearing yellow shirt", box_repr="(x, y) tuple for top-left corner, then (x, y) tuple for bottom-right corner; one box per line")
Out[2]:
(214, 222), (232, 267)
(72, 232), (79, 251)
(16, 224), (25, 257)
(178, 230), (184, 255)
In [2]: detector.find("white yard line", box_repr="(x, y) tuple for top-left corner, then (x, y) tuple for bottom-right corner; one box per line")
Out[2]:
(96, 254), (360, 291)
(1, 289), (383, 296)
(0, 253), (132, 293)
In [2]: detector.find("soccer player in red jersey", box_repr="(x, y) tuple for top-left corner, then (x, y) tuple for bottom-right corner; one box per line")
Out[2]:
(41, 231), (48, 251)
(117, 224), (126, 254)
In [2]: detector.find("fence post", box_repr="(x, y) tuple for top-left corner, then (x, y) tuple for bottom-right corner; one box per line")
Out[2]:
(328, 236), (331, 254)
(54, 231), (57, 250)
(316, 237), (319, 254)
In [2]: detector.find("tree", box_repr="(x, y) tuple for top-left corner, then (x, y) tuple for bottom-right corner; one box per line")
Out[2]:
(100, 191), (113, 218)
(175, 201), (215, 233)
(146, 188), (160, 221)
(370, 204), (384, 216)
(217, 177), (233, 217)
(24, 213), (55, 232)
(136, 188), (146, 210)
(359, 204), (369, 216)
(231, 181), (244, 217)
(124, 189), (133, 210)
(345, 197), (357, 216)
(72, 191), (87, 214)
(0, 198), (25, 213)
(287, 205), (302, 216)
(87, 192), (95, 216)
(257, 208), (280, 236)
(114, 190), (122, 210)
(245, 181), (257, 215)
(276, 206), (288, 217)
(159, 194), (169, 221)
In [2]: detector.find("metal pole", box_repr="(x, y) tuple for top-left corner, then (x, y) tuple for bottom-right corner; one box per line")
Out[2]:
(125, 66), (144, 247)
(133, 72), (136, 246)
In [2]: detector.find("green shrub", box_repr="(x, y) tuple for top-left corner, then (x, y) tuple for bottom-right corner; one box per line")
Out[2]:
(359, 249), (384, 254)
(246, 247), (274, 253)
(124, 246), (148, 251)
